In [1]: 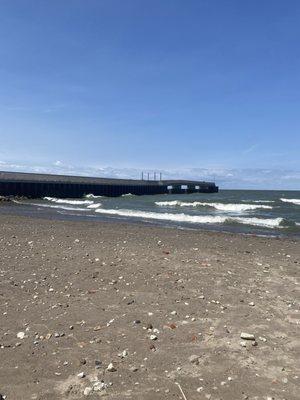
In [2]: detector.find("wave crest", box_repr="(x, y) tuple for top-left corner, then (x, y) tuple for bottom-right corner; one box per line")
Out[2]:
(95, 208), (283, 228)
(44, 197), (94, 205)
(280, 198), (300, 205)
(155, 201), (273, 212)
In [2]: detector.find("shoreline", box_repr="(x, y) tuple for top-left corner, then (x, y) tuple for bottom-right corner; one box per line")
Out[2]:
(0, 214), (299, 399)
(1, 201), (299, 240)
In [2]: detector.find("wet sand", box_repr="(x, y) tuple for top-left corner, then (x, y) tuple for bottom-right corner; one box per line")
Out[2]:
(0, 214), (299, 400)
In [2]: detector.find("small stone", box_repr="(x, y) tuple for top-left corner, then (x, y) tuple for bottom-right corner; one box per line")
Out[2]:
(118, 350), (128, 358)
(189, 355), (200, 365)
(107, 362), (117, 372)
(77, 372), (85, 378)
(130, 366), (138, 372)
(133, 320), (141, 324)
(248, 302), (255, 306)
(240, 332), (255, 340)
(95, 360), (102, 368)
(240, 341), (247, 347)
(17, 332), (25, 340)
(146, 323), (153, 330)
(83, 387), (93, 396)
(170, 311), (177, 315)
(149, 334), (157, 340)
(259, 336), (267, 342)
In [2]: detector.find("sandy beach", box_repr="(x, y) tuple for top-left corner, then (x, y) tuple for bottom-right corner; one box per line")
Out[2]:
(0, 214), (299, 400)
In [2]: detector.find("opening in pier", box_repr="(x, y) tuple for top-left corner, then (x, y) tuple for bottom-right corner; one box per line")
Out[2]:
(167, 185), (173, 190)
(181, 185), (188, 190)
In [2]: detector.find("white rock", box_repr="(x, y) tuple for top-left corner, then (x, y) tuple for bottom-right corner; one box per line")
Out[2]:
(107, 362), (117, 372)
(171, 311), (177, 315)
(77, 372), (85, 378)
(83, 387), (93, 396)
(149, 334), (157, 340)
(240, 332), (255, 340)
(17, 332), (25, 339)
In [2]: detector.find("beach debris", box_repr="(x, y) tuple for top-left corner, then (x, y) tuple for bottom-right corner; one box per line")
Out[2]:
(107, 362), (117, 372)
(240, 332), (255, 340)
(175, 382), (188, 400)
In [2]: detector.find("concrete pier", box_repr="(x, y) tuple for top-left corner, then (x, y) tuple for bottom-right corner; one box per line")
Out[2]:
(0, 171), (218, 198)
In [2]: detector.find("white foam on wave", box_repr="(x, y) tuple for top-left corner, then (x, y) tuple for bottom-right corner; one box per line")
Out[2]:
(87, 203), (102, 209)
(233, 217), (283, 228)
(155, 201), (272, 212)
(85, 193), (103, 199)
(95, 208), (283, 228)
(122, 193), (134, 197)
(242, 200), (275, 203)
(280, 198), (300, 205)
(44, 197), (94, 205)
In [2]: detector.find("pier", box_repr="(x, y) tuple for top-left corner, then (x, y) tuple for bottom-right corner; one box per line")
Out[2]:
(0, 171), (218, 198)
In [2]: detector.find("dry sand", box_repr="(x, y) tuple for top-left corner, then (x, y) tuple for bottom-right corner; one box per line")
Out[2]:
(0, 214), (299, 400)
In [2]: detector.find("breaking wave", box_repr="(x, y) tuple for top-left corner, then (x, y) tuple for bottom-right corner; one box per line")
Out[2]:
(85, 193), (103, 199)
(95, 208), (283, 228)
(87, 203), (102, 209)
(280, 198), (300, 205)
(44, 197), (94, 205)
(155, 201), (273, 212)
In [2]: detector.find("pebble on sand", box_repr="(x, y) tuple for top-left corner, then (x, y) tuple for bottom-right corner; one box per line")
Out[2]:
(107, 362), (117, 372)
(240, 332), (255, 340)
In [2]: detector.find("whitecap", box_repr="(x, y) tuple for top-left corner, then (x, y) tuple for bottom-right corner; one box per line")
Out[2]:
(43, 197), (93, 205)
(95, 208), (282, 228)
(87, 203), (102, 209)
(85, 193), (103, 199)
(155, 201), (273, 212)
(280, 198), (300, 205)
(232, 217), (283, 228)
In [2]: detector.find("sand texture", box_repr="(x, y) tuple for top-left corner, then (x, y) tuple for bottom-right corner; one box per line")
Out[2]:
(0, 215), (299, 400)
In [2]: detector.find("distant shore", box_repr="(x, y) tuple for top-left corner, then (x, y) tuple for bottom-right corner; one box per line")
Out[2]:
(0, 214), (299, 399)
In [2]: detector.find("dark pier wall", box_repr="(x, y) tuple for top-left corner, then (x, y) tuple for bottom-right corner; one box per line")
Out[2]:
(0, 172), (218, 198)
(0, 181), (170, 198)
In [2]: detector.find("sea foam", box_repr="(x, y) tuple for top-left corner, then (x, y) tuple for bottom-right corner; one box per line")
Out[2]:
(95, 208), (282, 228)
(85, 194), (103, 199)
(280, 198), (300, 205)
(44, 197), (94, 205)
(155, 201), (273, 212)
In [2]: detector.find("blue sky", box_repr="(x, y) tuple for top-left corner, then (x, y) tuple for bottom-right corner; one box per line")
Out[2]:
(0, 0), (299, 188)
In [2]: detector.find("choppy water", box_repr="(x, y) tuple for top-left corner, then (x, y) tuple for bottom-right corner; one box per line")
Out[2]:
(8, 190), (300, 237)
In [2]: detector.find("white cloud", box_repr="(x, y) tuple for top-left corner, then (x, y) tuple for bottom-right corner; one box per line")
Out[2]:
(0, 161), (299, 190)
